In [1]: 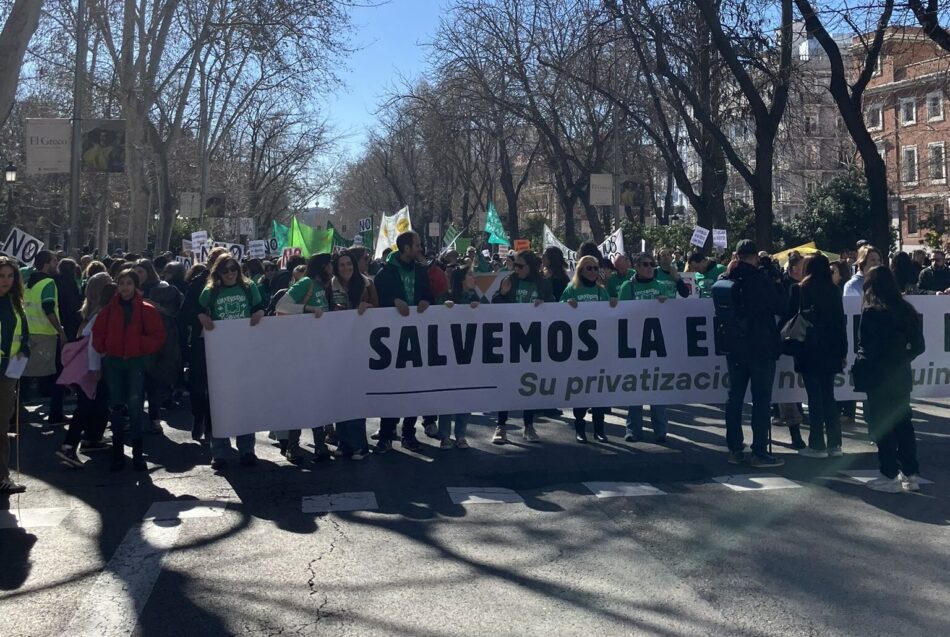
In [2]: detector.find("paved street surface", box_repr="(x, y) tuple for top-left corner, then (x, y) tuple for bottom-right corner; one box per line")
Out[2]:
(1, 397), (948, 637)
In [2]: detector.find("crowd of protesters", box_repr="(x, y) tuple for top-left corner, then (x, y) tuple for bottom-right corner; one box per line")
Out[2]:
(0, 233), (941, 496)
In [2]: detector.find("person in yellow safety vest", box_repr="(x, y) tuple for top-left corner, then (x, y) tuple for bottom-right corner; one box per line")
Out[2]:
(0, 256), (31, 494)
(22, 251), (69, 426)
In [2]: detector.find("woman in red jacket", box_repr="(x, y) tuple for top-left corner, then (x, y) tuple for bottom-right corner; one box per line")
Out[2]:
(92, 269), (165, 471)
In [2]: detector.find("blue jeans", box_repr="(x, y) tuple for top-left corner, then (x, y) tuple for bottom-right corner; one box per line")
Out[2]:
(438, 414), (469, 441)
(104, 358), (146, 440)
(725, 356), (776, 455)
(336, 419), (368, 455)
(211, 434), (256, 459)
(626, 405), (668, 437)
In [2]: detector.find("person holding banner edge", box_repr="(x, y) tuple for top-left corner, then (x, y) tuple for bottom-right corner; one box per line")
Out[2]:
(372, 231), (433, 453)
(561, 255), (617, 443)
(197, 255), (265, 469)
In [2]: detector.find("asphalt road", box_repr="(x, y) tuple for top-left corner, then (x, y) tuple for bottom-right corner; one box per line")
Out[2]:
(1, 396), (948, 636)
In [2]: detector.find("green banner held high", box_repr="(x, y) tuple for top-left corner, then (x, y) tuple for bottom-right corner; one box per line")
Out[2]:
(289, 216), (333, 257)
(484, 202), (510, 246)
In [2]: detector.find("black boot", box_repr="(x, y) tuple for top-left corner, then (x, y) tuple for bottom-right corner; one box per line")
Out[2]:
(788, 425), (807, 450)
(110, 429), (125, 471)
(131, 438), (147, 471)
(593, 414), (608, 442)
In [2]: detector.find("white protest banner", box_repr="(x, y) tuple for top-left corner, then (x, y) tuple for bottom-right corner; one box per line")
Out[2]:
(238, 217), (256, 237)
(212, 241), (245, 261)
(248, 240), (267, 259)
(374, 206), (412, 259)
(182, 239), (193, 255)
(267, 237), (280, 255)
(713, 229), (728, 249)
(25, 118), (71, 175)
(680, 272), (700, 298)
(195, 243), (211, 263)
(205, 296), (950, 437)
(1, 227), (44, 265)
(690, 225), (710, 248)
(279, 247), (303, 269)
(598, 227), (625, 262)
(175, 255), (193, 270)
(542, 224), (577, 272)
(191, 230), (209, 246)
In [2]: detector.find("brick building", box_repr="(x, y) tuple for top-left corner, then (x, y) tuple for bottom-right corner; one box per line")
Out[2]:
(863, 28), (950, 250)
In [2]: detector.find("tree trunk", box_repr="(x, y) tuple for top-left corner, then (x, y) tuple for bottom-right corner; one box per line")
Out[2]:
(753, 140), (776, 250)
(582, 200), (606, 242)
(862, 148), (890, 251)
(0, 0), (43, 125)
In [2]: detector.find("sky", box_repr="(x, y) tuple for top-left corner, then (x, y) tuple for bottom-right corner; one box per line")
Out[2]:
(328, 0), (446, 159)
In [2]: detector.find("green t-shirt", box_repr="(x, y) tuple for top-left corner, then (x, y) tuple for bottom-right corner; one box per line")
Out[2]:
(560, 282), (609, 303)
(606, 271), (633, 298)
(287, 277), (329, 311)
(618, 277), (676, 301)
(513, 280), (541, 304)
(695, 264), (725, 298)
(198, 283), (262, 320)
(399, 267), (416, 304)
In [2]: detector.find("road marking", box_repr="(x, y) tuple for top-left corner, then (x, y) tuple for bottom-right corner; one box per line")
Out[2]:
(63, 520), (180, 636)
(838, 470), (934, 485)
(582, 481), (667, 498)
(0, 507), (71, 529)
(713, 474), (802, 492)
(446, 487), (524, 505)
(144, 500), (229, 521)
(302, 492), (378, 513)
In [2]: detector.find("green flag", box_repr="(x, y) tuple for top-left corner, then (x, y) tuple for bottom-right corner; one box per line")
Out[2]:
(328, 220), (352, 250)
(442, 222), (463, 248)
(289, 216), (333, 257)
(272, 220), (290, 251)
(483, 202), (510, 246)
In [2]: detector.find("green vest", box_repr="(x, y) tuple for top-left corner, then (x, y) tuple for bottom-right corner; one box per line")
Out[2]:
(0, 309), (24, 357)
(24, 278), (58, 336)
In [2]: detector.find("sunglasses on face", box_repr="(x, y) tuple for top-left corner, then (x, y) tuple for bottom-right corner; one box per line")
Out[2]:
(638, 262), (657, 268)
(582, 266), (599, 272)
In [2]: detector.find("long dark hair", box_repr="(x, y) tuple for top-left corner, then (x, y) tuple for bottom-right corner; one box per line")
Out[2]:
(0, 256), (26, 315)
(333, 250), (366, 309)
(306, 253), (333, 285)
(543, 246), (569, 282)
(800, 253), (835, 292)
(863, 265), (918, 332)
(449, 265), (473, 303)
(517, 250), (543, 287)
(890, 252), (918, 292)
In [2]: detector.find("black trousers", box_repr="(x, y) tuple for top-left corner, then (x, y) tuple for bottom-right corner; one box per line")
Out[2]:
(866, 387), (919, 479)
(378, 417), (417, 442)
(573, 407), (606, 435)
(63, 380), (110, 447)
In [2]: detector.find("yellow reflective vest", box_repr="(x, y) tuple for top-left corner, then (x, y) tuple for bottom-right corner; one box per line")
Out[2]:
(23, 277), (58, 336)
(0, 308), (25, 358)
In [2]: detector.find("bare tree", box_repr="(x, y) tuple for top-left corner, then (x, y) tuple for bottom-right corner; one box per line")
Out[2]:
(910, 0), (950, 52)
(0, 0), (44, 125)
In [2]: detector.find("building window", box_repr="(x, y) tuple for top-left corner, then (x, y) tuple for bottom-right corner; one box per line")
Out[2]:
(930, 142), (946, 182)
(804, 113), (819, 135)
(928, 91), (944, 122)
(933, 203), (946, 233)
(900, 97), (917, 126)
(902, 146), (918, 184)
(876, 140), (886, 165)
(805, 180), (819, 196)
(873, 54), (883, 76)
(866, 104), (883, 131)
(907, 205), (919, 235)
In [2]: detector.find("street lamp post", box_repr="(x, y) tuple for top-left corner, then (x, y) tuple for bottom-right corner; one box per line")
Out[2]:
(4, 163), (16, 231)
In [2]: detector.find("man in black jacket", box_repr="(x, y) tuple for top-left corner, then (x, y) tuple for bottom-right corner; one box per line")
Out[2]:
(372, 231), (433, 452)
(723, 240), (786, 468)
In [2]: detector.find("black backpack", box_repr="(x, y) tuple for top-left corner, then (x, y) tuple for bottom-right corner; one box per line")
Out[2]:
(711, 277), (749, 356)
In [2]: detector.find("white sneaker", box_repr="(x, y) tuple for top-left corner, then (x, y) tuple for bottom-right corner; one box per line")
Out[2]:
(492, 427), (507, 444)
(899, 472), (920, 492)
(827, 446), (843, 457)
(456, 438), (470, 449)
(867, 474), (902, 493)
(440, 439), (454, 449)
(798, 447), (829, 459)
